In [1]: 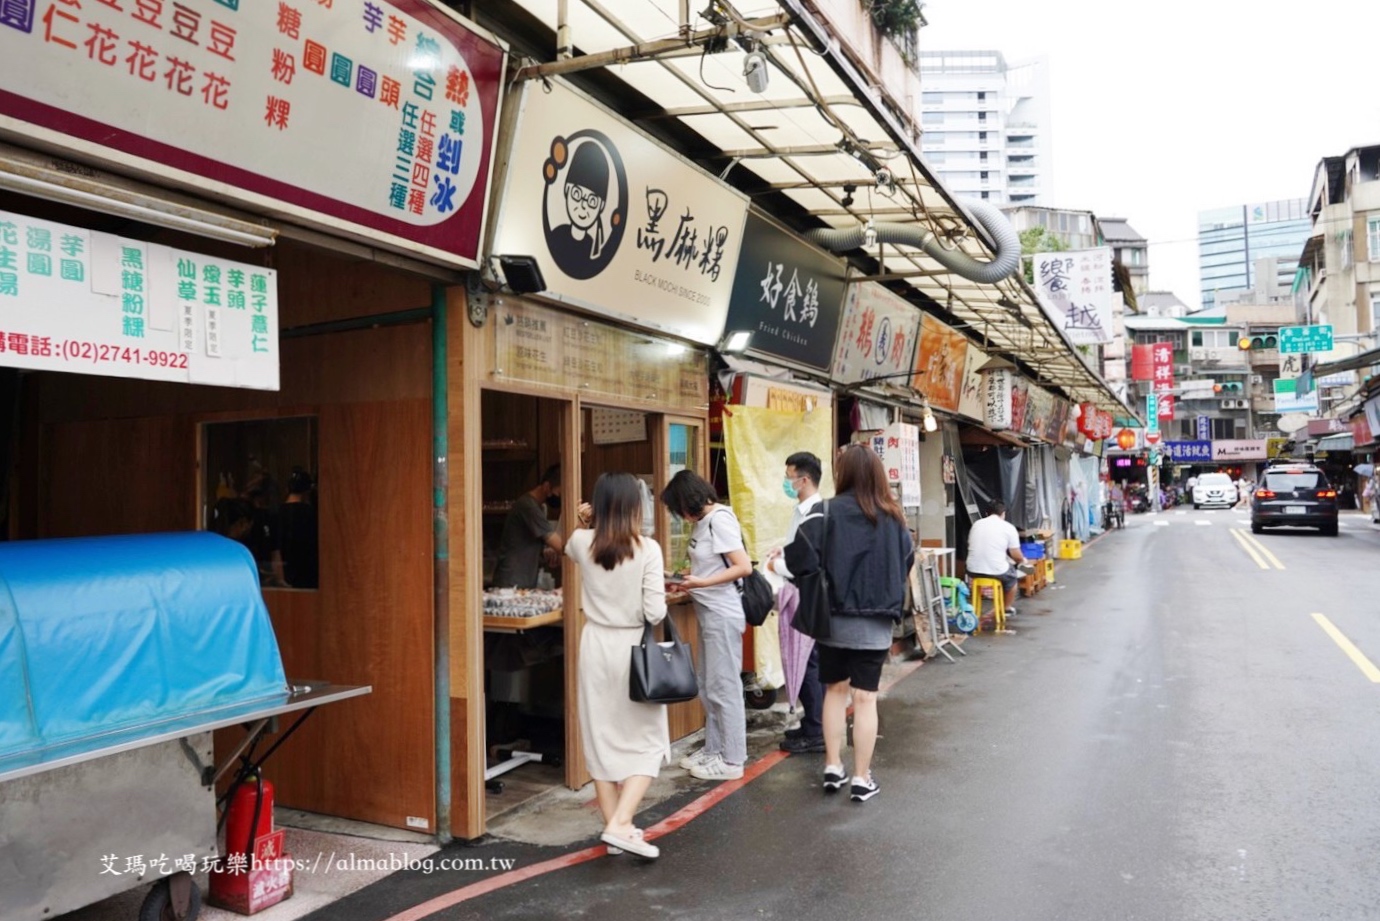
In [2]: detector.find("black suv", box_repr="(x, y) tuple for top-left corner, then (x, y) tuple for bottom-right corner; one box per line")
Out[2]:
(1250, 464), (1339, 536)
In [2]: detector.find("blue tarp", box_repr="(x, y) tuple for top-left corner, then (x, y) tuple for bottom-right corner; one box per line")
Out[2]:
(0, 532), (287, 761)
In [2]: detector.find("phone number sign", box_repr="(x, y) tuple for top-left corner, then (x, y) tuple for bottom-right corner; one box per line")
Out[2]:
(0, 207), (278, 389)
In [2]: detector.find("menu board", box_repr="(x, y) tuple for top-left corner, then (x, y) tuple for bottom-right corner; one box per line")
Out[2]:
(493, 299), (707, 408)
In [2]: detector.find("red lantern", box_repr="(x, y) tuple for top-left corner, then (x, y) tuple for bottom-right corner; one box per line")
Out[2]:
(1116, 428), (1136, 451)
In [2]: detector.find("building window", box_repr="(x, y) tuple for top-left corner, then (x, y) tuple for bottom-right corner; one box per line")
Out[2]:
(1371, 291), (1380, 329)
(1212, 418), (1236, 440)
(980, 171), (989, 180)
(981, 191), (989, 200)
(978, 131), (987, 141)
(922, 111), (945, 125)
(978, 111), (987, 122)
(1369, 217), (1380, 261)
(979, 151), (988, 162)
(977, 91), (986, 101)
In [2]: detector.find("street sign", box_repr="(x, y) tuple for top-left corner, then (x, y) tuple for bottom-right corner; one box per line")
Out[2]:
(1145, 393), (1159, 433)
(1196, 415), (1210, 441)
(1145, 430), (1161, 445)
(1279, 324), (1333, 354)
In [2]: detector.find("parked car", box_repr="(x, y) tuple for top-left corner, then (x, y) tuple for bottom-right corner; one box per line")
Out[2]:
(1192, 473), (1238, 509)
(1250, 464), (1339, 536)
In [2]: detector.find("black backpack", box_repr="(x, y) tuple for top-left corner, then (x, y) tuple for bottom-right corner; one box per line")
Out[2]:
(709, 512), (776, 627)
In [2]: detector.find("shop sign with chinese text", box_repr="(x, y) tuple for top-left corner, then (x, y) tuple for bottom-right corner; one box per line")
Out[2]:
(0, 208), (276, 388)
(1031, 248), (1113, 345)
(982, 364), (1012, 430)
(1164, 440), (1212, 463)
(912, 313), (970, 413)
(867, 422), (920, 508)
(492, 299), (707, 408)
(491, 80), (748, 346)
(830, 280), (919, 385)
(1212, 439), (1268, 461)
(0, 1), (504, 268)
(723, 212), (846, 371)
(956, 341), (987, 420)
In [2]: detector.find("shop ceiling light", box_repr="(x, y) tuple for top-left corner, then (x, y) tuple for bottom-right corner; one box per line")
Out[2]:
(720, 330), (753, 354)
(0, 161), (277, 248)
(921, 401), (938, 433)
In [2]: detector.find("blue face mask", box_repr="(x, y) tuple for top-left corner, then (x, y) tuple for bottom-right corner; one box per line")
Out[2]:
(782, 477), (798, 499)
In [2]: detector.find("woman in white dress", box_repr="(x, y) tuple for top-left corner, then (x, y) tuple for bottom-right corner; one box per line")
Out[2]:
(566, 472), (669, 859)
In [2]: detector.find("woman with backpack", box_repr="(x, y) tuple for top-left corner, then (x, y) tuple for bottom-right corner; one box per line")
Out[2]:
(785, 444), (914, 802)
(660, 470), (753, 782)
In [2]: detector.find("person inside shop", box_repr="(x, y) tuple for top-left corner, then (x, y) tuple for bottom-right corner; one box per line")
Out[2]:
(492, 465), (565, 589)
(565, 472), (669, 860)
(274, 467), (319, 589)
(660, 470), (752, 782)
(764, 451), (826, 755)
(242, 476), (279, 579)
(783, 444), (914, 803)
(965, 500), (1025, 619)
(211, 496), (256, 549)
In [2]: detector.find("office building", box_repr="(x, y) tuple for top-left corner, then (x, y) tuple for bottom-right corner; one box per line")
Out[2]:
(918, 51), (1052, 206)
(1198, 199), (1311, 312)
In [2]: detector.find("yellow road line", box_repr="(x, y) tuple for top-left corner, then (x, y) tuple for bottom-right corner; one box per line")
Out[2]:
(1237, 529), (1285, 570)
(1312, 613), (1380, 683)
(1229, 529), (1269, 569)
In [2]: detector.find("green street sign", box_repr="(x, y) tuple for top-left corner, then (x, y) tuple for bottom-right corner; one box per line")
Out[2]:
(1278, 324), (1333, 354)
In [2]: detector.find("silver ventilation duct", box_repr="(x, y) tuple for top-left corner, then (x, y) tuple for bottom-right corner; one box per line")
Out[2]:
(804, 199), (1021, 284)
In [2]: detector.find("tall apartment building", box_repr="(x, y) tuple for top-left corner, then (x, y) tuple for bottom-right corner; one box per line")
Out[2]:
(918, 51), (1052, 206)
(1198, 199), (1311, 312)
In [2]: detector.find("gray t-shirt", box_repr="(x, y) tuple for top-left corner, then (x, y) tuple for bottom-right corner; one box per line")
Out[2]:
(492, 493), (555, 589)
(688, 507), (746, 623)
(819, 613), (894, 651)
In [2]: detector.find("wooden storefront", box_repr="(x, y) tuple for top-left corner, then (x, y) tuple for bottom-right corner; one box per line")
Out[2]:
(445, 290), (710, 839)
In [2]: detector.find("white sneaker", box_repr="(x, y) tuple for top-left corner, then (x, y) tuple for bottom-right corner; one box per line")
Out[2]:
(678, 748), (712, 770)
(689, 754), (744, 781)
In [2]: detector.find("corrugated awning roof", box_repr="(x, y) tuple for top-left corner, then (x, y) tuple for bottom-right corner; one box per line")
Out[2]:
(497, 0), (1130, 416)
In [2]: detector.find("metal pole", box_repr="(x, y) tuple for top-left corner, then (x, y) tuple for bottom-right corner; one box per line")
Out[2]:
(556, 0), (572, 60)
(432, 284), (452, 844)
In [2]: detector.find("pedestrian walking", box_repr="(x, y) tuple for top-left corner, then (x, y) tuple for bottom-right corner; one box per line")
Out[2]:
(660, 470), (753, 782)
(784, 444), (914, 802)
(565, 472), (670, 860)
(764, 451), (826, 754)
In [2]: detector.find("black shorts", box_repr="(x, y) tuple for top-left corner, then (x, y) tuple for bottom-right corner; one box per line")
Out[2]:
(817, 645), (888, 692)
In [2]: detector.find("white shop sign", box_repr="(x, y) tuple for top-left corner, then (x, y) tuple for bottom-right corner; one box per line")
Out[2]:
(0, 208), (277, 389)
(490, 79), (749, 346)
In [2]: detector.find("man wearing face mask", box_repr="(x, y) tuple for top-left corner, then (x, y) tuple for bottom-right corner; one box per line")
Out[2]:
(765, 451), (826, 754)
(492, 464), (565, 589)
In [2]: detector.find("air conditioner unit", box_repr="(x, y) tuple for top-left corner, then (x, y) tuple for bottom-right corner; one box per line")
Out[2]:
(1189, 347), (1207, 361)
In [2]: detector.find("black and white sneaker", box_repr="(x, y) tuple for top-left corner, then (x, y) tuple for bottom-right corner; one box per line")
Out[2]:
(822, 764), (847, 793)
(850, 773), (880, 802)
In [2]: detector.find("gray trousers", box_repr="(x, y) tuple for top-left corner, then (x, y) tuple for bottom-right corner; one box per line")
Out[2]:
(695, 607), (747, 765)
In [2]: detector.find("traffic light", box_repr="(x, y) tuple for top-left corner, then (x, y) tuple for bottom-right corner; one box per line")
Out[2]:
(1237, 335), (1279, 351)
(1212, 381), (1243, 394)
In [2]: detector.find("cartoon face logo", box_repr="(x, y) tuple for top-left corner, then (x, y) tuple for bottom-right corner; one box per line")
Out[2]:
(542, 131), (628, 280)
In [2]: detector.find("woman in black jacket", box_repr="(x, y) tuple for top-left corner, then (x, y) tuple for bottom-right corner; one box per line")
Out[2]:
(784, 444), (914, 802)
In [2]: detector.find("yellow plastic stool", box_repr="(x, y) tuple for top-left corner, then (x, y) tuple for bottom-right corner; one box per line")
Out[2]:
(971, 577), (1006, 633)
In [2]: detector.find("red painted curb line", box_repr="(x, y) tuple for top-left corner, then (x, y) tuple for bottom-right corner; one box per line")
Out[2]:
(381, 656), (928, 921)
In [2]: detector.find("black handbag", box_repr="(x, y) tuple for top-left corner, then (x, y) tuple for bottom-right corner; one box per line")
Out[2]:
(629, 614), (699, 704)
(709, 512), (775, 627)
(791, 500), (832, 640)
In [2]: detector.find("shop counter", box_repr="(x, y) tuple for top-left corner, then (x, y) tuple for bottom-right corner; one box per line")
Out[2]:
(664, 592), (707, 742)
(482, 588), (565, 633)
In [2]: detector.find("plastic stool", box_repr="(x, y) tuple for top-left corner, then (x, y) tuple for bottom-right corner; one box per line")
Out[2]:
(1043, 558), (1055, 583)
(970, 577), (1006, 634)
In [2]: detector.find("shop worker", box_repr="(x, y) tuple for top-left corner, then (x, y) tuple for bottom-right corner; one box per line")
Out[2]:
(492, 464), (565, 589)
(765, 451), (826, 755)
(965, 500), (1025, 617)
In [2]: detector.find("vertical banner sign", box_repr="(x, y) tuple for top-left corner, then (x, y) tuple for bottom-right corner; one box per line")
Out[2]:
(0, 209), (277, 388)
(831, 280), (921, 385)
(0, 1), (505, 268)
(1032, 248), (1114, 345)
(911, 313), (970, 412)
(1146, 393), (1159, 434)
(1151, 341), (1175, 419)
(491, 80), (749, 346)
(723, 212), (847, 370)
(956, 342), (988, 420)
(983, 366), (1013, 430)
(868, 422), (921, 507)
(1196, 414), (1211, 441)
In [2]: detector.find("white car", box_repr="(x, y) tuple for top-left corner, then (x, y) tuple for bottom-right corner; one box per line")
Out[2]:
(1192, 473), (1238, 509)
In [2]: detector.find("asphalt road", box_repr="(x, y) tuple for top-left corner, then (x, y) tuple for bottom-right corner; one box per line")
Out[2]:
(314, 508), (1380, 921)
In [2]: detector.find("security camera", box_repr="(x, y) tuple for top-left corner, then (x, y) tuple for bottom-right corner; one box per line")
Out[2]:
(743, 50), (769, 94)
(874, 166), (894, 193)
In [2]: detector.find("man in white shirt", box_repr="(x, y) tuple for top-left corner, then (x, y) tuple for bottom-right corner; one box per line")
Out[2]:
(966, 500), (1026, 615)
(766, 451), (824, 754)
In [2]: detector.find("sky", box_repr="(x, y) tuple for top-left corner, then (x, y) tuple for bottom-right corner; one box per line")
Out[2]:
(918, 0), (1380, 311)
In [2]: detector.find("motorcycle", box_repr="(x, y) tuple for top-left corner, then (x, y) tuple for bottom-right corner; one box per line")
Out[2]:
(1128, 491), (1150, 514)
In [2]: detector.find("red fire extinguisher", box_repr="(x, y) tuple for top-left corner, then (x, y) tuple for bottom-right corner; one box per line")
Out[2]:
(224, 773), (274, 859)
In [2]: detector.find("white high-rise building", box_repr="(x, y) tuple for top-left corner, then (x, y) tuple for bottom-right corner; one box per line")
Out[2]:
(917, 51), (1052, 206)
